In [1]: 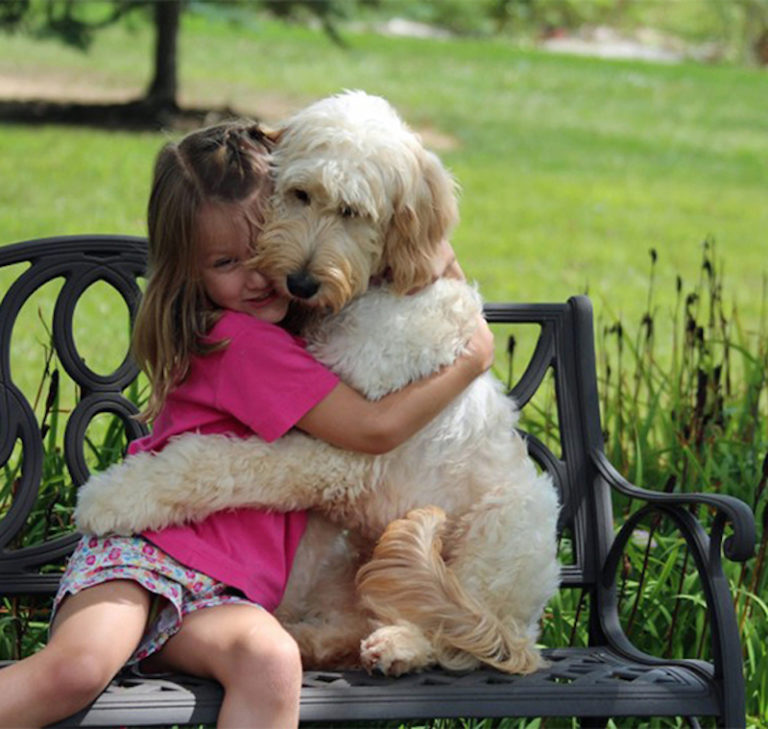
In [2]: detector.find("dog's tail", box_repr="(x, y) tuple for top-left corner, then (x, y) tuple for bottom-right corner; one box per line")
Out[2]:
(355, 506), (543, 674)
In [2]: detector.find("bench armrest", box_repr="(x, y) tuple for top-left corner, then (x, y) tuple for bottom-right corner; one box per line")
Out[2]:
(590, 448), (754, 726)
(592, 448), (755, 563)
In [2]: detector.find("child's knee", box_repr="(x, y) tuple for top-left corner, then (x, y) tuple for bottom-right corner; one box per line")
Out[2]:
(42, 648), (115, 708)
(230, 628), (302, 694)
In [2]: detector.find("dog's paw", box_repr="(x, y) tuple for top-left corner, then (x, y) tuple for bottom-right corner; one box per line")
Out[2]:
(74, 471), (147, 536)
(360, 624), (434, 677)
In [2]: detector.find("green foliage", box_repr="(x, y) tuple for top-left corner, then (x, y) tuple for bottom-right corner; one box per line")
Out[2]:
(0, 0), (150, 50)
(0, 338), (144, 659)
(528, 240), (768, 727)
(340, 0), (768, 63)
(0, 0), (356, 51)
(598, 239), (767, 497)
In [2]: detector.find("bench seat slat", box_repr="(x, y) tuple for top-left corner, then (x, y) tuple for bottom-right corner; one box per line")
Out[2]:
(33, 648), (719, 727)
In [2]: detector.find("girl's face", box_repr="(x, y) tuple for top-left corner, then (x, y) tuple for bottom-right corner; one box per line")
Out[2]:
(196, 198), (289, 323)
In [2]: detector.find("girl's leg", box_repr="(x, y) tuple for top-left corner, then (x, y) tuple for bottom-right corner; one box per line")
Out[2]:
(0, 580), (151, 729)
(144, 603), (302, 729)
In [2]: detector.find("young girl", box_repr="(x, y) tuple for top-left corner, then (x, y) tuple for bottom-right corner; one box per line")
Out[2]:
(0, 122), (494, 729)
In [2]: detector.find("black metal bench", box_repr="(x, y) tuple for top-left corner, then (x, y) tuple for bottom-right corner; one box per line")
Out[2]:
(0, 235), (755, 728)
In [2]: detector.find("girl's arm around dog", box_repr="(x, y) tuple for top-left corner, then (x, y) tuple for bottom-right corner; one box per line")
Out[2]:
(75, 315), (494, 536)
(297, 313), (493, 454)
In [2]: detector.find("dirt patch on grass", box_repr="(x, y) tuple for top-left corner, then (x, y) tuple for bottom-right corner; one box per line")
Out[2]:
(0, 73), (138, 103)
(415, 125), (459, 152)
(0, 75), (460, 149)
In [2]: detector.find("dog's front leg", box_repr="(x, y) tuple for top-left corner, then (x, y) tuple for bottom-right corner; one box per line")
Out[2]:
(75, 431), (378, 536)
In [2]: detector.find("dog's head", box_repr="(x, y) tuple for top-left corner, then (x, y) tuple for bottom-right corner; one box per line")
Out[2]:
(253, 91), (458, 312)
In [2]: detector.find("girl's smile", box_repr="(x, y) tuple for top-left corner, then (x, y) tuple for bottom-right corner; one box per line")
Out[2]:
(243, 288), (283, 312)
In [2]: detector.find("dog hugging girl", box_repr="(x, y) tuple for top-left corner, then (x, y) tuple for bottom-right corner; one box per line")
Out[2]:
(0, 121), (494, 729)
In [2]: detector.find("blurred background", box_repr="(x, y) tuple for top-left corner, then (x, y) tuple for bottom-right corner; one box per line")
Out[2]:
(1, 0), (766, 330)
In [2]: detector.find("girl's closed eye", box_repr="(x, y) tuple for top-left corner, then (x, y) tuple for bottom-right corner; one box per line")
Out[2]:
(213, 256), (239, 269)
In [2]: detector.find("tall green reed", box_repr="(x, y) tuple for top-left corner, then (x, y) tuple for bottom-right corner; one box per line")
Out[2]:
(593, 239), (767, 726)
(0, 324), (144, 660)
(510, 239), (766, 728)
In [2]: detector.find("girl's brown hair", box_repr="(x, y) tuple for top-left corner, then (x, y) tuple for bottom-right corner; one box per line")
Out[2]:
(133, 122), (274, 422)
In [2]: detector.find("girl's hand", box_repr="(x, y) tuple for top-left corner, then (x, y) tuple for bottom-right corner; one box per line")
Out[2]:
(297, 311), (495, 454)
(461, 314), (495, 375)
(406, 239), (465, 294)
(434, 239), (465, 282)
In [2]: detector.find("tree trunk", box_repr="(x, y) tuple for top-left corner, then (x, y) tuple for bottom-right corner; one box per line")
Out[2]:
(144, 0), (181, 111)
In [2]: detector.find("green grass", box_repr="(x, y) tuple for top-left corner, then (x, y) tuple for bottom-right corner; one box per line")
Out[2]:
(1, 12), (766, 335)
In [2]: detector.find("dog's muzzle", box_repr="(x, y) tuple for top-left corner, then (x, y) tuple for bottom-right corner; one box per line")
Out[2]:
(286, 271), (320, 300)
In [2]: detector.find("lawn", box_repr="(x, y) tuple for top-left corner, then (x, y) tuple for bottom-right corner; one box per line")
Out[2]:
(1, 11), (766, 335)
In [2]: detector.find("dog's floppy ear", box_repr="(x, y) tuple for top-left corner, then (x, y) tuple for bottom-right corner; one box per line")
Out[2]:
(384, 148), (459, 295)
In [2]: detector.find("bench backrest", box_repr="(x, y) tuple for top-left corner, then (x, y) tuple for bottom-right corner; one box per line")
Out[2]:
(0, 235), (613, 597)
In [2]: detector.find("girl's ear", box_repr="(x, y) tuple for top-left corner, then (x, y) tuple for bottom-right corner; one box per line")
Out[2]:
(384, 149), (459, 295)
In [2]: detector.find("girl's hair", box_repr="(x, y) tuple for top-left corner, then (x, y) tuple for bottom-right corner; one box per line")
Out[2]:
(133, 122), (274, 422)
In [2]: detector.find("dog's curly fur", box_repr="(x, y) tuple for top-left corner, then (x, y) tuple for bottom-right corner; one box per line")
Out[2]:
(75, 91), (560, 676)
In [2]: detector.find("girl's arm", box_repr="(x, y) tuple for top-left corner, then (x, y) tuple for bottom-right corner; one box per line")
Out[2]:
(430, 238), (465, 283)
(296, 313), (494, 454)
(403, 239), (464, 293)
(75, 315), (494, 535)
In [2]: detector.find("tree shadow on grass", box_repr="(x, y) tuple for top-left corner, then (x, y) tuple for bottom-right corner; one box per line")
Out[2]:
(0, 98), (253, 131)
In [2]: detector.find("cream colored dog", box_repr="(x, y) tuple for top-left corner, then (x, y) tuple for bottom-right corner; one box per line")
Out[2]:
(75, 91), (560, 676)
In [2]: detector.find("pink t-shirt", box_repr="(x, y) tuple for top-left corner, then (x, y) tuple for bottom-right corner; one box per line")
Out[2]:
(128, 311), (339, 611)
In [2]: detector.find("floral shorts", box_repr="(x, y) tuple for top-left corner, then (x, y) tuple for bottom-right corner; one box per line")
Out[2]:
(53, 535), (255, 665)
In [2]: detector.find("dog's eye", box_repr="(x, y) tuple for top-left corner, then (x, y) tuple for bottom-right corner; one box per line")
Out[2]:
(293, 189), (310, 205)
(339, 204), (357, 219)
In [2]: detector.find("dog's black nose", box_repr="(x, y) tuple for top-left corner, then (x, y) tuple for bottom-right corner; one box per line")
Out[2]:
(286, 271), (320, 299)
